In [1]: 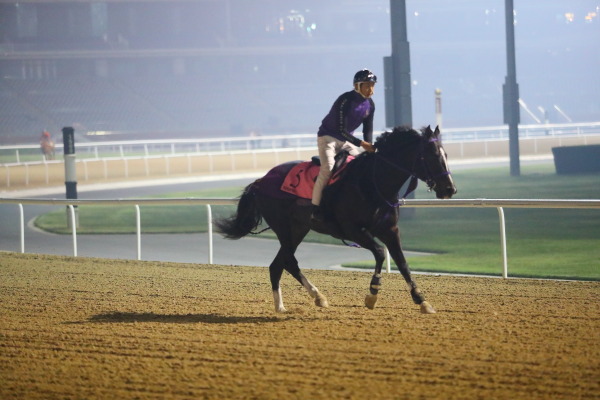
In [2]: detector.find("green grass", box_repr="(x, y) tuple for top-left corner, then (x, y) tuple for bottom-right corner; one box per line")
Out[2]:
(35, 163), (600, 280)
(34, 186), (242, 234)
(0, 150), (166, 164)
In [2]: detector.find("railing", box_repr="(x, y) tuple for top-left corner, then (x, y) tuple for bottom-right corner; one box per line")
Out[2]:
(0, 147), (316, 189)
(1, 197), (598, 279)
(2, 121), (600, 164)
(3, 134), (600, 190)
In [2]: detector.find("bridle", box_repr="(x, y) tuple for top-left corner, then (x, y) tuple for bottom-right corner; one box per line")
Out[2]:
(372, 136), (451, 208)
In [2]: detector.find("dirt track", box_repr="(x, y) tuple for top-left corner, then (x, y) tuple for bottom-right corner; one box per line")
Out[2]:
(1, 252), (599, 400)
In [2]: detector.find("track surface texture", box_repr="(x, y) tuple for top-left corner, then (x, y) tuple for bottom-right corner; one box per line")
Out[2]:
(1, 252), (599, 400)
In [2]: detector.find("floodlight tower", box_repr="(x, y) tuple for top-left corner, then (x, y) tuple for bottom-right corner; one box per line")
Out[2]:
(384, 0), (412, 128)
(384, 0), (415, 217)
(503, 0), (521, 176)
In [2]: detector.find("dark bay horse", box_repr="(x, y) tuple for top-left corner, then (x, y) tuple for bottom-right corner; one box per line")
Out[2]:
(216, 126), (456, 314)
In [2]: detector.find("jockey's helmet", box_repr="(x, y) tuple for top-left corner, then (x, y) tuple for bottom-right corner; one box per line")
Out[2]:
(353, 69), (377, 85)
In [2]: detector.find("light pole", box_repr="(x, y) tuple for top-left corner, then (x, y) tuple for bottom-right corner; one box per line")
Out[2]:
(503, 0), (521, 176)
(384, 0), (412, 128)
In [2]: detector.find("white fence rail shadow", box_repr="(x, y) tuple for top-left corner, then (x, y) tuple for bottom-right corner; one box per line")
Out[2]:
(1, 197), (598, 279)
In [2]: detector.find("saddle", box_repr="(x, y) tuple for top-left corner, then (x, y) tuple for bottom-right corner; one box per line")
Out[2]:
(280, 151), (354, 199)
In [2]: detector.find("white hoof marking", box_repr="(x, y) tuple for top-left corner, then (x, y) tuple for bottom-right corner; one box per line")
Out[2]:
(314, 293), (329, 308)
(420, 301), (436, 314)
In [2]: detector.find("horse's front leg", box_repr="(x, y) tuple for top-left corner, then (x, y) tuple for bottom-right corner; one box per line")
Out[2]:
(378, 227), (436, 314)
(364, 249), (385, 310)
(339, 226), (386, 309)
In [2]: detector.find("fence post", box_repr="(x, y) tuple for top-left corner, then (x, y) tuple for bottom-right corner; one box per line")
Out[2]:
(135, 205), (141, 260)
(19, 203), (24, 253)
(83, 160), (89, 181)
(497, 207), (508, 278)
(68, 205), (78, 256)
(206, 204), (213, 264)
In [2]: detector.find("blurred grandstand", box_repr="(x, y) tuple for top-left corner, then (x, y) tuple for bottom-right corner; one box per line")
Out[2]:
(0, 0), (598, 144)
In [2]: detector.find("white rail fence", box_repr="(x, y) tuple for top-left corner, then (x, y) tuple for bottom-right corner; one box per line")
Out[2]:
(2, 122), (600, 189)
(2, 122), (599, 162)
(1, 147), (312, 188)
(3, 134), (600, 189)
(1, 197), (599, 279)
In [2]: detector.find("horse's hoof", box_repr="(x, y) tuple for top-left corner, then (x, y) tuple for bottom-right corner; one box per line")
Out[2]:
(365, 294), (378, 310)
(275, 306), (288, 314)
(314, 293), (329, 308)
(420, 301), (436, 314)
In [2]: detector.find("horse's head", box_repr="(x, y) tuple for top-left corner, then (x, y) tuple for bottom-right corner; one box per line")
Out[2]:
(417, 125), (457, 199)
(373, 125), (456, 200)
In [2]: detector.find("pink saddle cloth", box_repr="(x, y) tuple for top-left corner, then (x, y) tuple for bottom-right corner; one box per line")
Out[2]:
(280, 156), (354, 199)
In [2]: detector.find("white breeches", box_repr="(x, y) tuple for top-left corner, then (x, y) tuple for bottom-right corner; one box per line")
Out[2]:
(311, 135), (362, 206)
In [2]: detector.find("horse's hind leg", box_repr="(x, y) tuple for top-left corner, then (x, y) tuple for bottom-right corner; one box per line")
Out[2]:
(269, 249), (287, 313)
(262, 199), (328, 312)
(269, 248), (328, 312)
(284, 254), (329, 308)
(278, 205), (329, 309)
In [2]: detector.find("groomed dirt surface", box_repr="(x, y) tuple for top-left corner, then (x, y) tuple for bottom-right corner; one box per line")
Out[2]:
(1, 252), (598, 400)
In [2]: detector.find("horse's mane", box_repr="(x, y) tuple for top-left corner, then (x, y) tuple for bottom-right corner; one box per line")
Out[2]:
(374, 126), (422, 151)
(332, 126), (422, 179)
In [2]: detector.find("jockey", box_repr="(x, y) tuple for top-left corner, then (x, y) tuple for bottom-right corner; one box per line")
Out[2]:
(311, 69), (377, 221)
(40, 130), (52, 146)
(40, 130), (55, 159)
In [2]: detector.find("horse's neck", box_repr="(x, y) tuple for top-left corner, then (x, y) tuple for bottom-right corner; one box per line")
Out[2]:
(371, 154), (414, 201)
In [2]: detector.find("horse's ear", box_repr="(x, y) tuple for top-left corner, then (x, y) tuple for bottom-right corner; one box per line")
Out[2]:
(434, 125), (440, 135)
(424, 125), (433, 136)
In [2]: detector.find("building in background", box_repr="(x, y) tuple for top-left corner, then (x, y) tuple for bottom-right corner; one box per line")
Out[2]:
(0, 0), (597, 143)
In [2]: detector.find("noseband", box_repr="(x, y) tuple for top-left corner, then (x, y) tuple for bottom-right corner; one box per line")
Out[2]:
(420, 137), (452, 191)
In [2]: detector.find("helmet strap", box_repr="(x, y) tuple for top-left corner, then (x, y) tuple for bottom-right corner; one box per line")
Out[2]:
(355, 82), (369, 99)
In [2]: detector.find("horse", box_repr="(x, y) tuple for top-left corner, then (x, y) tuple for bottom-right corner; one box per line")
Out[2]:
(216, 125), (456, 314)
(40, 139), (55, 160)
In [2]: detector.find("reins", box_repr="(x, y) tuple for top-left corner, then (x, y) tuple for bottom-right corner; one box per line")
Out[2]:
(372, 136), (451, 208)
(373, 153), (418, 207)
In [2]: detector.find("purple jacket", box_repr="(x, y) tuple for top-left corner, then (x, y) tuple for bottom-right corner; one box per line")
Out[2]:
(317, 90), (375, 147)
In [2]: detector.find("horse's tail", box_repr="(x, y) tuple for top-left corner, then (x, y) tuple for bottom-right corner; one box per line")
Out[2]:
(215, 182), (263, 239)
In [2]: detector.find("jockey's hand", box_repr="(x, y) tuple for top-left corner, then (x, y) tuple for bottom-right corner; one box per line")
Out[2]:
(360, 141), (376, 153)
